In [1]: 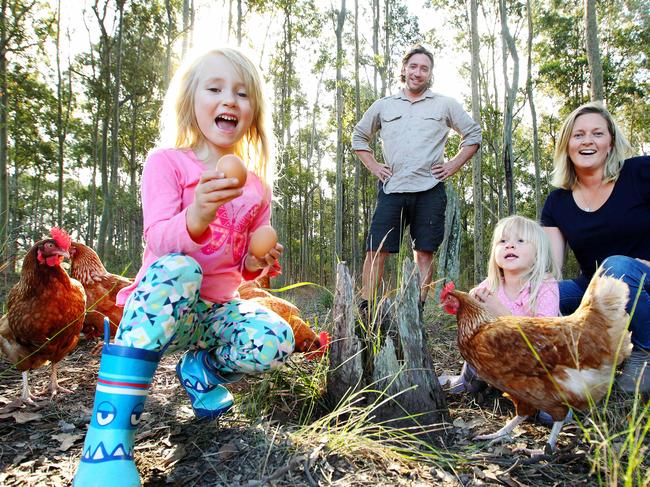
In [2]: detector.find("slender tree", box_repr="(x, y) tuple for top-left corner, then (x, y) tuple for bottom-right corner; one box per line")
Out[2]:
(334, 0), (346, 265)
(499, 0), (518, 215)
(584, 0), (604, 101)
(470, 0), (483, 281)
(526, 0), (541, 217)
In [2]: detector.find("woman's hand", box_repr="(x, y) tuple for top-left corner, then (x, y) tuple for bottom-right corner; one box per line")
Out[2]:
(186, 170), (243, 239)
(244, 242), (284, 273)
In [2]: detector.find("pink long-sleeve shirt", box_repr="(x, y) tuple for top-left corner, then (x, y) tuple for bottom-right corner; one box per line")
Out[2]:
(116, 148), (270, 305)
(475, 278), (560, 317)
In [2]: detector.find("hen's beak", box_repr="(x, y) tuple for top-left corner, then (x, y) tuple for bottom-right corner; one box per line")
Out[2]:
(52, 249), (71, 259)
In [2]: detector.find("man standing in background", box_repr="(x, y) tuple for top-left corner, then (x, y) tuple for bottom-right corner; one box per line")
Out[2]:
(352, 44), (481, 319)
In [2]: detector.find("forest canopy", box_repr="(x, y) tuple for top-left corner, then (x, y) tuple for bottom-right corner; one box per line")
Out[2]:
(0, 0), (648, 289)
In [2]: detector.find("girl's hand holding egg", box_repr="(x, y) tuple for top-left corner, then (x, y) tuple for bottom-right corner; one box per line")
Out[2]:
(216, 154), (247, 188)
(245, 225), (282, 272)
(187, 154), (247, 240)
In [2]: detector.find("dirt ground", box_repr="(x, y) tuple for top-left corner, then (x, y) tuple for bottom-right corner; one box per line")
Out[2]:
(0, 291), (647, 486)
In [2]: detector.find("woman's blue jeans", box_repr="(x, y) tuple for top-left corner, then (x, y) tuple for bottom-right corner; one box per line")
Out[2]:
(559, 256), (650, 349)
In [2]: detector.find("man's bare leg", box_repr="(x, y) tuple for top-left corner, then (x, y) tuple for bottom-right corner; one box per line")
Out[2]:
(414, 250), (434, 304)
(361, 251), (389, 302)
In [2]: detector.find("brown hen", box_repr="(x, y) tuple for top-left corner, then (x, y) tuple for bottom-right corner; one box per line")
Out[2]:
(0, 228), (86, 406)
(237, 281), (329, 358)
(440, 266), (632, 451)
(69, 242), (133, 340)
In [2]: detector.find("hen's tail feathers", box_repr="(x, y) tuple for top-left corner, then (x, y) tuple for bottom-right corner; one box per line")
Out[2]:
(580, 265), (633, 363)
(0, 315), (28, 365)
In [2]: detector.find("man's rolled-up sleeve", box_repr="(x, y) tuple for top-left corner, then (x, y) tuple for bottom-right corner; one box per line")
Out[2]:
(447, 99), (482, 148)
(352, 100), (382, 152)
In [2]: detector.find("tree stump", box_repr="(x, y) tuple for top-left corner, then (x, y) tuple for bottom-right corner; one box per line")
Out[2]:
(326, 260), (449, 442)
(326, 263), (364, 402)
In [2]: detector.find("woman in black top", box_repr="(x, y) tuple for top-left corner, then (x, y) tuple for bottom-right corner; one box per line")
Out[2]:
(541, 101), (650, 393)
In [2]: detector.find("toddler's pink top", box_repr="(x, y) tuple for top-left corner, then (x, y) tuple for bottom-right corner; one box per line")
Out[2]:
(117, 148), (269, 305)
(475, 278), (560, 317)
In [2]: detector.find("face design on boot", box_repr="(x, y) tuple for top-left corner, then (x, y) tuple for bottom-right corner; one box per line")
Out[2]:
(81, 398), (145, 463)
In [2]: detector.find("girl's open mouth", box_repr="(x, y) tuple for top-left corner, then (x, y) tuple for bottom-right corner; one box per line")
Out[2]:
(215, 114), (238, 131)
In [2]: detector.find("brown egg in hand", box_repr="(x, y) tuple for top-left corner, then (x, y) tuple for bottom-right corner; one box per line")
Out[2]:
(249, 225), (278, 258)
(216, 154), (247, 188)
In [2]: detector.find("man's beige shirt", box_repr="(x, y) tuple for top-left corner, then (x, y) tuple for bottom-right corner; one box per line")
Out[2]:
(352, 89), (482, 194)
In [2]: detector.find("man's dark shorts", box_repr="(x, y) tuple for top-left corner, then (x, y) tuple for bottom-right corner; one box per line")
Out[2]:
(366, 183), (447, 253)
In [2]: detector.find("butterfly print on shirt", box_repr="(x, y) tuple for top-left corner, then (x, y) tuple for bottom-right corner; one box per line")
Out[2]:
(202, 203), (260, 261)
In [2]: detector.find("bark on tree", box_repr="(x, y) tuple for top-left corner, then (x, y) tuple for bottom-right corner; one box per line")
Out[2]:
(470, 0), (484, 282)
(0, 0), (9, 256)
(164, 0), (172, 87)
(584, 0), (604, 101)
(182, 0), (192, 57)
(55, 0), (72, 228)
(526, 0), (542, 218)
(334, 0), (345, 267)
(352, 0), (361, 277)
(237, 0), (242, 46)
(499, 0), (519, 215)
(436, 187), (461, 294)
(326, 263), (364, 401)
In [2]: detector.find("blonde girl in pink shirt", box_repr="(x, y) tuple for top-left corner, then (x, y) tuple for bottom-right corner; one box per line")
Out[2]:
(441, 215), (560, 394)
(75, 48), (294, 486)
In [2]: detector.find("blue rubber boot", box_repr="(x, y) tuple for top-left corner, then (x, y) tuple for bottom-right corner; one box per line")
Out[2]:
(176, 349), (241, 420)
(74, 320), (161, 487)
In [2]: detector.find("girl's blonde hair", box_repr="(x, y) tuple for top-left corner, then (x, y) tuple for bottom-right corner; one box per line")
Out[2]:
(159, 47), (274, 188)
(551, 101), (633, 189)
(485, 215), (560, 314)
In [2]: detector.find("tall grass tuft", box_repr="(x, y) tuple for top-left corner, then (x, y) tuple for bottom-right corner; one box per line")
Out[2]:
(291, 376), (460, 469)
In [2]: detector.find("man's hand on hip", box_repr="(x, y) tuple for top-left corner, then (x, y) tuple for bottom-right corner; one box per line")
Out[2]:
(431, 160), (459, 181)
(369, 160), (392, 182)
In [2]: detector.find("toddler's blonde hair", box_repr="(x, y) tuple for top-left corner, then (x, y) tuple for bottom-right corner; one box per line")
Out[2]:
(485, 215), (560, 314)
(159, 47), (274, 188)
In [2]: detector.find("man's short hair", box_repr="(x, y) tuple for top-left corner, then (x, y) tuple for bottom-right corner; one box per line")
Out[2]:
(400, 45), (434, 84)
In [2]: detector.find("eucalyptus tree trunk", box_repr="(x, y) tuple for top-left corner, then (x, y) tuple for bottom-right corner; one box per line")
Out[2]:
(526, 0), (542, 218)
(164, 0), (173, 87)
(80, 12), (99, 247)
(372, 0), (379, 96)
(0, 0), (8, 256)
(55, 0), (72, 228)
(584, 0), (604, 101)
(499, 0), (518, 215)
(470, 0), (483, 282)
(182, 0), (192, 57)
(436, 187), (461, 292)
(381, 0), (390, 97)
(94, 1), (112, 259)
(352, 0), (361, 277)
(334, 0), (345, 267)
(237, 0), (242, 46)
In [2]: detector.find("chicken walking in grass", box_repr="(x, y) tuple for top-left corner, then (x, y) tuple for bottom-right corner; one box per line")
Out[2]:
(0, 228), (86, 407)
(439, 216), (562, 397)
(440, 265), (632, 452)
(69, 242), (133, 341)
(237, 280), (330, 359)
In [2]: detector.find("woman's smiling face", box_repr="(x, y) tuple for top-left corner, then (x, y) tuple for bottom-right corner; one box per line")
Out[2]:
(568, 112), (613, 172)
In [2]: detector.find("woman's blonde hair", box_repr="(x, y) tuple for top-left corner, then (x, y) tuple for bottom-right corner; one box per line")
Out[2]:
(485, 215), (560, 314)
(551, 101), (633, 189)
(159, 47), (274, 188)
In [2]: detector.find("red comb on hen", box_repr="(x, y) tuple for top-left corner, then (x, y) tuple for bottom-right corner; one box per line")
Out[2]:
(306, 331), (331, 360)
(50, 227), (71, 251)
(440, 281), (455, 300)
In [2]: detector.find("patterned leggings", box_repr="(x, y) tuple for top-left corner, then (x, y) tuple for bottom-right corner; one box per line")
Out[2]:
(115, 254), (295, 375)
